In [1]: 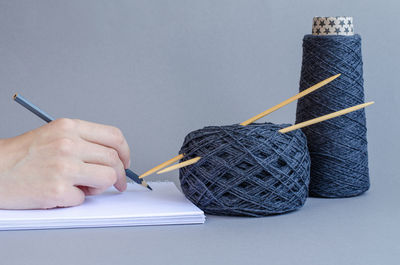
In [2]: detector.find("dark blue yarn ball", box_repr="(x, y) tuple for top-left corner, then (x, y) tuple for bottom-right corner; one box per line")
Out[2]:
(179, 123), (310, 217)
(296, 34), (369, 198)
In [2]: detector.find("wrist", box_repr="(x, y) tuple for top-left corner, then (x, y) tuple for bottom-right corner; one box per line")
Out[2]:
(0, 138), (12, 172)
(0, 135), (29, 172)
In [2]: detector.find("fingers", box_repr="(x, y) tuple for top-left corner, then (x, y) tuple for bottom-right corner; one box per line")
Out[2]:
(47, 118), (131, 169)
(40, 161), (118, 208)
(73, 119), (131, 169)
(56, 186), (86, 208)
(72, 162), (118, 189)
(45, 118), (130, 192)
(76, 140), (127, 191)
(77, 185), (107, 196)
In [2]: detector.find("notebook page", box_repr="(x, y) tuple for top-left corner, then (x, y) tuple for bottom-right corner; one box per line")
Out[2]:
(0, 182), (205, 230)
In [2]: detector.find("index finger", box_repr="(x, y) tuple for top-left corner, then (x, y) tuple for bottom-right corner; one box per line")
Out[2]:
(74, 119), (131, 169)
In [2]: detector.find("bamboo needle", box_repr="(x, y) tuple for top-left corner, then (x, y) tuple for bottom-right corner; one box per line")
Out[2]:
(156, 157), (202, 174)
(139, 154), (184, 179)
(240, 74), (341, 126)
(150, 74), (341, 175)
(279, 101), (374, 134)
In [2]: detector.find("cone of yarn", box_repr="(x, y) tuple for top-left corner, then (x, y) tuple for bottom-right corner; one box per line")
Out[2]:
(296, 17), (370, 198)
(178, 123), (310, 217)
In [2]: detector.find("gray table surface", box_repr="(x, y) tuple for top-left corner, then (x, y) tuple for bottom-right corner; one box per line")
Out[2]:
(1, 179), (398, 265)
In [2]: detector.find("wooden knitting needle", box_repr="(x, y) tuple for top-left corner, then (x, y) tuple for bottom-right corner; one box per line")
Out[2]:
(157, 101), (374, 174)
(139, 154), (184, 178)
(156, 157), (201, 174)
(240, 74), (341, 126)
(279, 101), (374, 134)
(147, 74), (341, 176)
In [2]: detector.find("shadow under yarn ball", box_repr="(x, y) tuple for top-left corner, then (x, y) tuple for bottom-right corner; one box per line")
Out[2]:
(179, 123), (311, 217)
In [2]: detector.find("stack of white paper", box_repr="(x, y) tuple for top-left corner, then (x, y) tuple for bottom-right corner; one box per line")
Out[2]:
(0, 182), (205, 230)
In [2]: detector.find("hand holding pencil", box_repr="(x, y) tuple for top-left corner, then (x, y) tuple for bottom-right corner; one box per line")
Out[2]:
(0, 116), (132, 209)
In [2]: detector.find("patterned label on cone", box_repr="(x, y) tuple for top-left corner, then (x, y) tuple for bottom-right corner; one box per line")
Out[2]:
(312, 17), (354, 36)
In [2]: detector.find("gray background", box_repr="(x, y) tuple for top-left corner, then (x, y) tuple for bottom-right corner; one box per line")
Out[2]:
(0, 1), (399, 265)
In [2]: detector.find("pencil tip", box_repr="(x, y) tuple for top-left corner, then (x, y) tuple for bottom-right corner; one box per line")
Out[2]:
(13, 93), (18, 100)
(141, 180), (152, 191)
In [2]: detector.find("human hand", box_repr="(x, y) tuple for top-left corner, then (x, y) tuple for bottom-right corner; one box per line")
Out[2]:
(0, 118), (130, 209)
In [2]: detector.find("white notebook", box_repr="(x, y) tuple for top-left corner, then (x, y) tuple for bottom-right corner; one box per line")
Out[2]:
(0, 182), (205, 230)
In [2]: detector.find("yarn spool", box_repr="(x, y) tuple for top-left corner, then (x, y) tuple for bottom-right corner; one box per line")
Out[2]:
(179, 123), (310, 217)
(296, 17), (370, 198)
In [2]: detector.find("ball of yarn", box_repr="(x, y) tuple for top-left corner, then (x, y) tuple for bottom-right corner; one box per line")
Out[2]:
(178, 123), (310, 217)
(296, 34), (369, 198)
